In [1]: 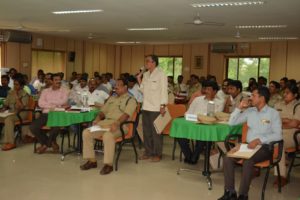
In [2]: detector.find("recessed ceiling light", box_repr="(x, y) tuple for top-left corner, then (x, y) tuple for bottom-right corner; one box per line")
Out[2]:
(52, 9), (103, 15)
(116, 41), (141, 44)
(127, 28), (168, 31)
(258, 37), (298, 40)
(191, 1), (264, 8)
(236, 25), (287, 29)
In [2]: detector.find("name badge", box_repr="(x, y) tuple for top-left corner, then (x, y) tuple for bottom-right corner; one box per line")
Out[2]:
(261, 119), (270, 124)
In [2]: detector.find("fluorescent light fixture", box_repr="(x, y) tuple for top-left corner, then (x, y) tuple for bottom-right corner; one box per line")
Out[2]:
(127, 28), (168, 31)
(236, 25), (287, 29)
(191, 1), (264, 8)
(52, 9), (102, 15)
(258, 37), (298, 40)
(116, 41), (141, 44)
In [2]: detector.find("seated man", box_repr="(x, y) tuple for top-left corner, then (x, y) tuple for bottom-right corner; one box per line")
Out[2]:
(86, 79), (109, 106)
(223, 80), (248, 113)
(68, 76), (89, 105)
(218, 87), (282, 200)
(80, 78), (137, 175)
(178, 81), (225, 164)
(29, 73), (69, 154)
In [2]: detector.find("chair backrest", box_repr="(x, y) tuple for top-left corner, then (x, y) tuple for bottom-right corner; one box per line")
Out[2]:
(124, 103), (141, 139)
(27, 96), (37, 122)
(163, 104), (187, 135)
(241, 123), (248, 143)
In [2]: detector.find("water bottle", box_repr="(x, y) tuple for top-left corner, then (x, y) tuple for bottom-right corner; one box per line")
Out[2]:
(207, 101), (215, 117)
(81, 93), (88, 108)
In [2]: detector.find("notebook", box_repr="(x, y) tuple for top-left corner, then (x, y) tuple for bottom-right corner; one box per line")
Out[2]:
(227, 143), (261, 159)
(153, 108), (172, 134)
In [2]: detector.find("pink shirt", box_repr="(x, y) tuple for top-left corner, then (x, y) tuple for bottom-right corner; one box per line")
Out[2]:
(38, 87), (69, 113)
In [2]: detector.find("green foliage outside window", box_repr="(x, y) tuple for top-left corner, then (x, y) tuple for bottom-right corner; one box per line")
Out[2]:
(159, 57), (183, 83)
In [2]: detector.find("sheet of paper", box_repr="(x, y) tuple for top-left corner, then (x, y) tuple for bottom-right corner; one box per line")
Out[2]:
(89, 125), (110, 132)
(0, 111), (14, 118)
(238, 144), (254, 152)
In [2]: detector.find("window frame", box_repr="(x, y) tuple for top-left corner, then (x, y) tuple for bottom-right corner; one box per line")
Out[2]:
(158, 56), (183, 81)
(225, 56), (270, 81)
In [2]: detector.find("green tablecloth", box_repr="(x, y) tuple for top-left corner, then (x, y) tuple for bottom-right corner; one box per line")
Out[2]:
(46, 109), (100, 127)
(170, 118), (242, 142)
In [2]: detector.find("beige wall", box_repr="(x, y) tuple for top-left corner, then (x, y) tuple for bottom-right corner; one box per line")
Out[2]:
(1, 34), (300, 83)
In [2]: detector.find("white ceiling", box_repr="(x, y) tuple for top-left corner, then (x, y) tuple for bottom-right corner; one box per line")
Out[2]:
(0, 0), (299, 44)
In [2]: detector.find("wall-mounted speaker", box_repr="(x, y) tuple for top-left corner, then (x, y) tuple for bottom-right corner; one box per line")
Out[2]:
(68, 51), (76, 62)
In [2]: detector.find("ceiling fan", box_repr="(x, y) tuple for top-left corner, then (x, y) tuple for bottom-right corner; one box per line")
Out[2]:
(184, 13), (224, 26)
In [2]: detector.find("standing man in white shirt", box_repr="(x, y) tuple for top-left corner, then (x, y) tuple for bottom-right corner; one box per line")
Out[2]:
(137, 55), (168, 162)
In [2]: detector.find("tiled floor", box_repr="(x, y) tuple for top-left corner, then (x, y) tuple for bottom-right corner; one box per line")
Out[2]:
(0, 137), (299, 200)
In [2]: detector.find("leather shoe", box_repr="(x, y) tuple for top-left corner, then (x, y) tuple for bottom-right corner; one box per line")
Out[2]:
(36, 145), (48, 154)
(237, 195), (248, 200)
(100, 164), (113, 175)
(2, 143), (16, 151)
(51, 141), (59, 153)
(151, 156), (161, 162)
(139, 154), (151, 160)
(80, 161), (97, 170)
(273, 176), (287, 187)
(218, 190), (237, 200)
(23, 135), (36, 143)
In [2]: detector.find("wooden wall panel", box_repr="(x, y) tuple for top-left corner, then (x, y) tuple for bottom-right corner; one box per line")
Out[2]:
(169, 44), (183, 56)
(154, 45), (168, 56)
(120, 46), (132, 73)
(19, 43), (32, 77)
(67, 40), (75, 51)
(114, 46), (121, 77)
(74, 40), (83, 73)
(84, 42), (93, 75)
(5, 42), (20, 71)
(270, 42), (287, 81)
(106, 45), (115, 75)
(286, 41), (300, 80)
(131, 45), (145, 74)
(144, 45), (154, 56)
(54, 37), (67, 51)
(92, 44), (100, 73)
(209, 53), (225, 83)
(190, 43), (209, 77)
(100, 44), (107, 74)
(250, 42), (271, 56)
(43, 36), (55, 50)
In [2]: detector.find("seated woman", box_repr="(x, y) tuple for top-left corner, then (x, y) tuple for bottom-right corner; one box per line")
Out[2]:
(1, 74), (29, 151)
(274, 82), (300, 186)
(268, 80), (282, 108)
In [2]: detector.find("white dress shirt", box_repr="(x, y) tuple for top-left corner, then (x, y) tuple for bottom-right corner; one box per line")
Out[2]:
(139, 67), (168, 112)
(186, 96), (225, 115)
(87, 89), (109, 105)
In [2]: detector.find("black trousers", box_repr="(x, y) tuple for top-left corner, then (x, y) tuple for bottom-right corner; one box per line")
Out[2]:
(177, 138), (206, 162)
(142, 110), (163, 157)
(29, 113), (60, 146)
(223, 144), (271, 195)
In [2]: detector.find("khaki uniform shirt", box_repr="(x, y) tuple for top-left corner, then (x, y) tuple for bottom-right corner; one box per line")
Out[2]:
(275, 99), (300, 146)
(4, 89), (29, 113)
(268, 93), (282, 108)
(100, 93), (137, 126)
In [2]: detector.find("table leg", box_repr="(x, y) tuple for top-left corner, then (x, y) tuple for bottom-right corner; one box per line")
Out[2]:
(177, 141), (213, 190)
(202, 141), (212, 190)
(61, 124), (82, 161)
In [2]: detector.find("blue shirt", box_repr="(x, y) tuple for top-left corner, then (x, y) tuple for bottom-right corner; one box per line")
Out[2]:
(229, 105), (282, 144)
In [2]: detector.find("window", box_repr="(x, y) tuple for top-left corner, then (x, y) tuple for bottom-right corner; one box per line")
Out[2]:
(32, 50), (66, 78)
(158, 57), (182, 83)
(226, 57), (270, 88)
